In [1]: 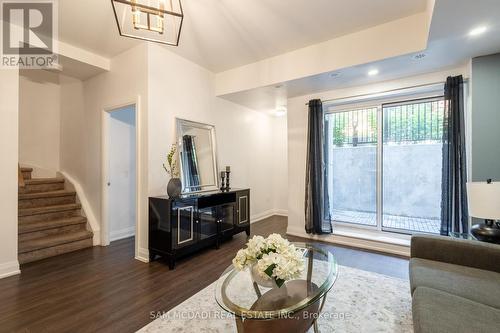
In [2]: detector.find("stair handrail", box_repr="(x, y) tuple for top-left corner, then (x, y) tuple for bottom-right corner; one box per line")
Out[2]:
(18, 164), (25, 188)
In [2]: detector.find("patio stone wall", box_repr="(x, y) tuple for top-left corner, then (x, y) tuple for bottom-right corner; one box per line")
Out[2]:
(328, 143), (442, 219)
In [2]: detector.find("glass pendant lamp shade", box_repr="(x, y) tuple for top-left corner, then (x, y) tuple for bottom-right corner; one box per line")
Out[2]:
(111, 0), (183, 46)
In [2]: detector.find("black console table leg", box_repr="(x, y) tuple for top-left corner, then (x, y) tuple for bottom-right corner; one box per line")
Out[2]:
(245, 227), (251, 237)
(168, 255), (176, 270)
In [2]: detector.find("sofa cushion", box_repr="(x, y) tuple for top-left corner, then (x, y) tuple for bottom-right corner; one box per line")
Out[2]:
(410, 258), (500, 309)
(412, 287), (500, 333)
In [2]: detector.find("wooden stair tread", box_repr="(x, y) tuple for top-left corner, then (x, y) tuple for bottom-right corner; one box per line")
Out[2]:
(19, 190), (76, 200)
(19, 203), (81, 217)
(24, 178), (65, 185)
(19, 216), (87, 234)
(19, 230), (93, 254)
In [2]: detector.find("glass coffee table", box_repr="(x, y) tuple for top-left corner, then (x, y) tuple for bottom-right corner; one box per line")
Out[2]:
(215, 243), (338, 333)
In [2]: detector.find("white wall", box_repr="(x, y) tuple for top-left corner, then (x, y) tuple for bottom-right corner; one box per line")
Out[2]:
(18, 71), (88, 179)
(59, 74), (86, 184)
(108, 106), (136, 241)
(213, 98), (280, 220)
(76, 44), (149, 259)
(272, 116), (288, 214)
(19, 70), (61, 177)
(286, 67), (467, 236)
(0, 69), (20, 278)
(148, 43), (287, 222)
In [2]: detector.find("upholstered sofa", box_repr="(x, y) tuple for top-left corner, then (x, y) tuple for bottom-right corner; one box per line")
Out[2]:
(410, 235), (500, 333)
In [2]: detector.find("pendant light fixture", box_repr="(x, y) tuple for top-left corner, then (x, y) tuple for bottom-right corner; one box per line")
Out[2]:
(111, 0), (183, 46)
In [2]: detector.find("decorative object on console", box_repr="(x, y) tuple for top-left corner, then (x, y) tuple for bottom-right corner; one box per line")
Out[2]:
(220, 171), (226, 191)
(233, 234), (305, 288)
(163, 144), (182, 198)
(467, 179), (500, 244)
(225, 166), (231, 191)
(111, 0), (184, 46)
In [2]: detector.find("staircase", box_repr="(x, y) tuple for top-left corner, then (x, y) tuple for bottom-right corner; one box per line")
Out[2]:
(18, 167), (93, 264)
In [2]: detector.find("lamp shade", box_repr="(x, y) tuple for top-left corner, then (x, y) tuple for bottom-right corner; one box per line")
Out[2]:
(467, 182), (500, 220)
(111, 0), (183, 46)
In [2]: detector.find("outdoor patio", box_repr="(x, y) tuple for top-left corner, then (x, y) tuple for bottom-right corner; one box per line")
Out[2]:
(332, 209), (441, 234)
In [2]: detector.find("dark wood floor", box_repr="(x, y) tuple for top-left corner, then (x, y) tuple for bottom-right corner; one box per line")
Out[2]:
(0, 216), (408, 333)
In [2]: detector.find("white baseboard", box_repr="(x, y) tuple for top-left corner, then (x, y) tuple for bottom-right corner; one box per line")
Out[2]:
(110, 226), (135, 242)
(251, 209), (275, 223)
(59, 171), (101, 246)
(0, 260), (20, 279)
(273, 209), (288, 217)
(135, 247), (149, 263)
(286, 225), (410, 257)
(251, 209), (289, 224)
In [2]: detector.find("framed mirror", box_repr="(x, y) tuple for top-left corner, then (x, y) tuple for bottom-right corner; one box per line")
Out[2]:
(176, 118), (219, 193)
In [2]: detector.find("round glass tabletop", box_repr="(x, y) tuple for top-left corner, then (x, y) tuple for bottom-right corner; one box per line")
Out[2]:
(215, 242), (338, 319)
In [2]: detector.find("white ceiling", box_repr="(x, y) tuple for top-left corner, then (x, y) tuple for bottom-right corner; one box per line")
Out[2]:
(58, 0), (137, 60)
(58, 0), (426, 73)
(223, 0), (500, 112)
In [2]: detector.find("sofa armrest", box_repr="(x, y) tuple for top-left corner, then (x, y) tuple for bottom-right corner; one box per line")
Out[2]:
(411, 235), (500, 273)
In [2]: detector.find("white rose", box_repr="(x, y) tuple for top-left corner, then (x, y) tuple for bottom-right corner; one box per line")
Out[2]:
(232, 249), (248, 270)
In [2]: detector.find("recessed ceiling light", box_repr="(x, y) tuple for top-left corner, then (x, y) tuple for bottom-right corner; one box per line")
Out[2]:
(469, 26), (487, 37)
(275, 84), (283, 89)
(329, 72), (341, 78)
(367, 69), (379, 76)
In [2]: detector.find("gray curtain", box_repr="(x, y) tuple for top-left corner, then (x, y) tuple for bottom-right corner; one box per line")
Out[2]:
(305, 99), (332, 234)
(441, 75), (469, 235)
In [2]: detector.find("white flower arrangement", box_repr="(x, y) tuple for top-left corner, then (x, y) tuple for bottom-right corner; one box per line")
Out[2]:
(232, 234), (304, 288)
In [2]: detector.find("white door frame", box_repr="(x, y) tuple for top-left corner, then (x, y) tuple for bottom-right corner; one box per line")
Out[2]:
(101, 96), (144, 261)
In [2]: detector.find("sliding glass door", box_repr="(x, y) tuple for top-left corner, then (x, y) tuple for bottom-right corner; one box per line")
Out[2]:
(324, 96), (445, 234)
(382, 98), (445, 234)
(325, 107), (378, 226)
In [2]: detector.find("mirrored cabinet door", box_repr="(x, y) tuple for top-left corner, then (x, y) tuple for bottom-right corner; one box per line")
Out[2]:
(237, 191), (249, 225)
(176, 205), (195, 247)
(198, 206), (218, 240)
(219, 203), (235, 234)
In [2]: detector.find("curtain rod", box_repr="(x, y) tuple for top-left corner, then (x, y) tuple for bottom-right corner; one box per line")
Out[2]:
(304, 79), (469, 106)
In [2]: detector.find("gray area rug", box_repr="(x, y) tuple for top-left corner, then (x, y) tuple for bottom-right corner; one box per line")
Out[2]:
(138, 265), (413, 332)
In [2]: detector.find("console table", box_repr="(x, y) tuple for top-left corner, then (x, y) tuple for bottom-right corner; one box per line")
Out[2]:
(149, 189), (250, 269)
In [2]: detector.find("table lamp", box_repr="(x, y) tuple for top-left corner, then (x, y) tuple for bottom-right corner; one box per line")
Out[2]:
(467, 180), (500, 244)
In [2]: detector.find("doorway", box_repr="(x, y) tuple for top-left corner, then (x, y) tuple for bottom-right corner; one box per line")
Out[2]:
(104, 105), (137, 242)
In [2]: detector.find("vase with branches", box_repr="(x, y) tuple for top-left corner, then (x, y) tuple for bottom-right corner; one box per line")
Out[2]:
(163, 144), (182, 198)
